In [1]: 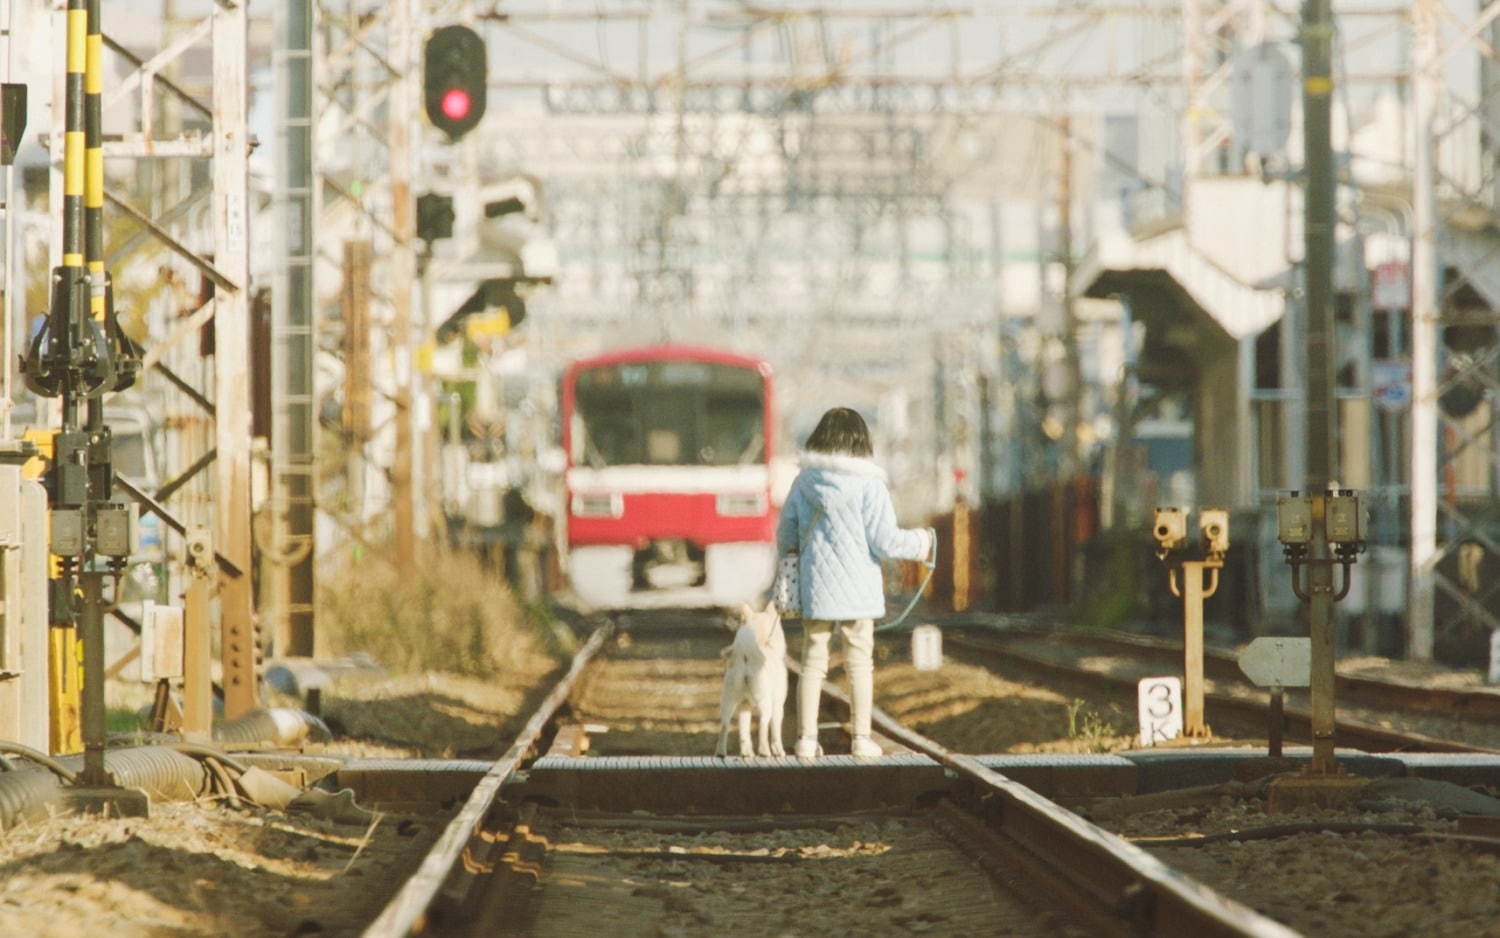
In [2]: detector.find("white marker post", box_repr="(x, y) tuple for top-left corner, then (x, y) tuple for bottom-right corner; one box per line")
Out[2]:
(1237, 637), (1312, 757)
(1137, 676), (1183, 746)
(911, 624), (943, 671)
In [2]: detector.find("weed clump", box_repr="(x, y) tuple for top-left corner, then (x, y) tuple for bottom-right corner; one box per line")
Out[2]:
(316, 549), (555, 678)
(1064, 697), (1132, 752)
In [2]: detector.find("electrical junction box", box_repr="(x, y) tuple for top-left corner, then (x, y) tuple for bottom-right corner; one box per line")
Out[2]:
(50, 509), (84, 556)
(139, 601), (184, 683)
(1326, 493), (1362, 545)
(95, 504), (138, 558)
(1276, 494), (1312, 545)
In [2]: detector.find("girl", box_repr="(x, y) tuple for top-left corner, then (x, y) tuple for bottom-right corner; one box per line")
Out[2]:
(776, 407), (933, 758)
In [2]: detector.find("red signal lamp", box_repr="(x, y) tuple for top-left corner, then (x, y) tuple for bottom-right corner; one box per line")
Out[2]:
(440, 88), (471, 121)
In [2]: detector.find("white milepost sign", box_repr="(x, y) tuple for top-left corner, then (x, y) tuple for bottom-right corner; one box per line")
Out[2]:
(1237, 637), (1312, 688)
(911, 624), (943, 671)
(1138, 676), (1183, 746)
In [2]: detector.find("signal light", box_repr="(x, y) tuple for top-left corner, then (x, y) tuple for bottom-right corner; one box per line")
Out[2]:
(424, 25), (486, 141)
(440, 89), (471, 121)
(417, 192), (455, 243)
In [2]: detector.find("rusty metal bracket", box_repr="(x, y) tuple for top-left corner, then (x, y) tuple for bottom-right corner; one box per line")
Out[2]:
(111, 473), (242, 578)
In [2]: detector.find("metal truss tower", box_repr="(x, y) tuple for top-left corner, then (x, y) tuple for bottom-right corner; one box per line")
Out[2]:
(269, 0), (317, 656)
(1409, 0), (1500, 662)
(312, 0), (485, 578)
(17, 0), (258, 724)
(476, 2), (1194, 488)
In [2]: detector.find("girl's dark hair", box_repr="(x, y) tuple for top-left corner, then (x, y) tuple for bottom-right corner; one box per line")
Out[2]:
(805, 407), (873, 457)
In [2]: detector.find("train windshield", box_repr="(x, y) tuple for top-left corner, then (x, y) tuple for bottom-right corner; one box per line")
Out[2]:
(573, 360), (765, 467)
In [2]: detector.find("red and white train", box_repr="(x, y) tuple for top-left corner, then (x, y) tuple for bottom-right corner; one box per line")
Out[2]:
(562, 345), (777, 610)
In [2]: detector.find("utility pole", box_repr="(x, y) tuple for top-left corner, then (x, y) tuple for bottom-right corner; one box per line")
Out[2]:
(1408, 0), (1439, 660)
(1058, 114), (1083, 480)
(1299, 0), (1340, 778)
(389, 0), (417, 572)
(343, 240), (372, 512)
(1268, 0), (1368, 807)
(213, 0), (257, 718)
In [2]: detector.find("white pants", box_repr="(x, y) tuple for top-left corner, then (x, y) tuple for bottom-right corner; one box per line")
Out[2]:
(798, 618), (875, 741)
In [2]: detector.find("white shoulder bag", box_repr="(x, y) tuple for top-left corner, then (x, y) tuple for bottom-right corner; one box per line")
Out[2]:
(772, 505), (823, 618)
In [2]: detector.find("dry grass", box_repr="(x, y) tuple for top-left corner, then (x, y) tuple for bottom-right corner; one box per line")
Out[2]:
(315, 549), (555, 679)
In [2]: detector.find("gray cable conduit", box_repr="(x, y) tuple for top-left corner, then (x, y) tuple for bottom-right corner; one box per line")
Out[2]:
(0, 708), (332, 830)
(211, 707), (333, 748)
(0, 737), (303, 830)
(0, 746), (212, 831)
(0, 741), (81, 783)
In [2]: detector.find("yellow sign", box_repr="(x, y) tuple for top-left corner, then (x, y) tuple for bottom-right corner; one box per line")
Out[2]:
(50, 625), (83, 755)
(22, 429), (54, 481)
(465, 308), (511, 342)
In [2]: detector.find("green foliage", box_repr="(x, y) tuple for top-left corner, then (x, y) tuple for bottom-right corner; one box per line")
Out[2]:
(1074, 528), (1152, 630)
(1064, 697), (1126, 753)
(106, 707), (147, 737)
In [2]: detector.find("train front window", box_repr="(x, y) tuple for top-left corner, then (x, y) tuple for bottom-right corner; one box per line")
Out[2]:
(574, 362), (764, 467)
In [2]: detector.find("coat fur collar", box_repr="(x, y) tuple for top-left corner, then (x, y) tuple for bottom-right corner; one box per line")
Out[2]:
(797, 451), (888, 480)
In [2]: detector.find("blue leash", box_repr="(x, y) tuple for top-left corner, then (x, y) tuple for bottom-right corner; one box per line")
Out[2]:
(875, 527), (938, 634)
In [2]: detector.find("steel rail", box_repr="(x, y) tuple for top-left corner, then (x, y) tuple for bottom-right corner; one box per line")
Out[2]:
(1007, 624), (1500, 721)
(946, 630), (1499, 755)
(382, 615), (1292, 936)
(360, 622), (613, 938)
(805, 678), (1302, 938)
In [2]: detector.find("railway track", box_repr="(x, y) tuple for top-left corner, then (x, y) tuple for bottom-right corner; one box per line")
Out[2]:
(359, 618), (1298, 938)
(1014, 625), (1500, 720)
(943, 626), (1500, 756)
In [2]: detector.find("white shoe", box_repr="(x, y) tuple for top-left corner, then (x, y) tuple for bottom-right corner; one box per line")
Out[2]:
(850, 736), (883, 759)
(794, 737), (822, 759)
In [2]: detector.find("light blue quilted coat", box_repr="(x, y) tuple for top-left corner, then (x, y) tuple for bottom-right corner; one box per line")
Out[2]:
(775, 453), (929, 621)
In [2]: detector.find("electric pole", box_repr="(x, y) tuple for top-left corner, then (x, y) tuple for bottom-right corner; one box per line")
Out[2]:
(1409, 0), (1439, 660)
(1059, 114), (1083, 480)
(1300, 0), (1339, 777)
(389, 0), (416, 572)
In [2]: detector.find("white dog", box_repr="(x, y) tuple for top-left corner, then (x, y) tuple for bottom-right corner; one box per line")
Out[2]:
(715, 602), (788, 758)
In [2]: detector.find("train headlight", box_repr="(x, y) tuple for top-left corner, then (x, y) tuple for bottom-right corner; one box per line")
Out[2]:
(716, 492), (767, 517)
(571, 492), (624, 518)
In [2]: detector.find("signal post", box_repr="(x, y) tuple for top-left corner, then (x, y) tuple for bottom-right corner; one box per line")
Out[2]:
(1265, 0), (1367, 809)
(1152, 508), (1230, 739)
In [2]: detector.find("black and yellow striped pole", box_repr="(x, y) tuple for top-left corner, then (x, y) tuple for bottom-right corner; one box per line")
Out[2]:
(43, 0), (91, 760)
(83, 0), (104, 326)
(61, 0), (85, 278)
(74, 0), (114, 787)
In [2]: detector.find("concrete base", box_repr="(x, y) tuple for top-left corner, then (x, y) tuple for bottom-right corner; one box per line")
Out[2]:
(62, 786), (151, 819)
(1265, 774), (1369, 813)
